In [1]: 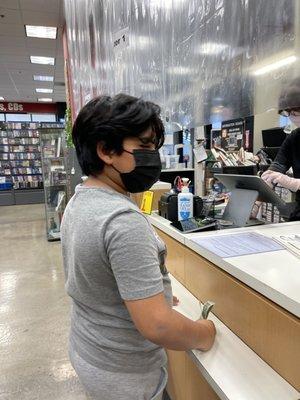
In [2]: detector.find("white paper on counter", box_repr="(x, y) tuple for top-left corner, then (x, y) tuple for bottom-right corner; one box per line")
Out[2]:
(191, 232), (284, 258)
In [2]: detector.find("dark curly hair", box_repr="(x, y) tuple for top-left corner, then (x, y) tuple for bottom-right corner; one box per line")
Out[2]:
(278, 77), (300, 113)
(72, 93), (165, 176)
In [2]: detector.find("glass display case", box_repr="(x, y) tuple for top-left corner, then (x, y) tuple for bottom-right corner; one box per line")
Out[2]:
(40, 126), (67, 241)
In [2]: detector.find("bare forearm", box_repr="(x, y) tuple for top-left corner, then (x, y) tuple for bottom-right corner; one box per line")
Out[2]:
(149, 308), (214, 351)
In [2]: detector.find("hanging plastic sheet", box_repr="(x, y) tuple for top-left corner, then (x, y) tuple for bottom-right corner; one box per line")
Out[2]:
(64, 0), (299, 127)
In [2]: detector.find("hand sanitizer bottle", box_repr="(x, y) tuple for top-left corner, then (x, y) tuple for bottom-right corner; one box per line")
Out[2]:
(178, 184), (193, 221)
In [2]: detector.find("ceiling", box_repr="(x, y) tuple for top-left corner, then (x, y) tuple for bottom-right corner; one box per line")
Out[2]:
(0, 0), (66, 103)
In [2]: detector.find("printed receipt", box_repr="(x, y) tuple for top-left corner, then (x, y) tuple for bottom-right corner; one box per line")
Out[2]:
(191, 232), (284, 258)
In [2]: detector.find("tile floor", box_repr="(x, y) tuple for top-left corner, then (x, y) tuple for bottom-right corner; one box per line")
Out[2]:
(0, 204), (86, 400)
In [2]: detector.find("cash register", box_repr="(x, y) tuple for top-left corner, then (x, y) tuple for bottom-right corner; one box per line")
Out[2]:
(158, 193), (219, 233)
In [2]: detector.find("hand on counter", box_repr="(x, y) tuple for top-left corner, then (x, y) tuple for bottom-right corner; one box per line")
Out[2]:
(125, 292), (217, 352)
(195, 319), (216, 352)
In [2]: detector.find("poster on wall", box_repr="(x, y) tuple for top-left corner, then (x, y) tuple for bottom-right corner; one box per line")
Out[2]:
(244, 115), (254, 153)
(221, 118), (244, 151)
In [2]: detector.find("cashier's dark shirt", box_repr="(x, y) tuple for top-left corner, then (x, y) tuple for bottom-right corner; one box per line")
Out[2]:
(269, 127), (300, 218)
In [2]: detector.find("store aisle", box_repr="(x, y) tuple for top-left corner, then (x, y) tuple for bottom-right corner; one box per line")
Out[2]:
(0, 205), (86, 400)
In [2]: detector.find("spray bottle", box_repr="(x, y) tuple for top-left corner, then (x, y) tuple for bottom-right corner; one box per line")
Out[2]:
(177, 178), (193, 221)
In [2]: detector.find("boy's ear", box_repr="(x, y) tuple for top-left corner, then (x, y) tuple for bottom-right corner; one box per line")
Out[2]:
(96, 142), (115, 165)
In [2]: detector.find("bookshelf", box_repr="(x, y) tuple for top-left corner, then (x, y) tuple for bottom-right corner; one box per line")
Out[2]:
(0, 122), (65, 206)
(40, 127), (67, 241)
(0, 128), (13, 205)
(8, 128), (43, 191)
(0, 122), (44, 205)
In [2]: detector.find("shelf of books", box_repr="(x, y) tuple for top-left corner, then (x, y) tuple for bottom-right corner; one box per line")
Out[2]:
(0, 122), (45, 205)
(40, 126), (67, 241)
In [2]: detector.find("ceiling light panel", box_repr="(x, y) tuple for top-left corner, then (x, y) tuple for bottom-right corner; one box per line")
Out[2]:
(38, 98), (53, 102)
(30, 56), (55, 65)
(33, 75), (54, 81)
(25, 25), (57, 39)
(36, 88), (53, 93)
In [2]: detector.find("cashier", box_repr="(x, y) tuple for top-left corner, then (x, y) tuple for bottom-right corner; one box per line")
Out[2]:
(262, 77), (300, 220)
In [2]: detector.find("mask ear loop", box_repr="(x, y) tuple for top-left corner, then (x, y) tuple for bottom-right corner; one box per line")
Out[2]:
(122, 149), (134, 155)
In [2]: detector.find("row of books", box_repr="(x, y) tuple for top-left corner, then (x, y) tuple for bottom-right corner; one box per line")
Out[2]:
(0, 145), (9, 152)
(11, 167), (42, 175)
(7, 130), (40, 138)
(1, 138), (40, 145)
(0, 176), (11, 184)
(210, 147), (256, 167)
(10, 160), (42, 168)
(0, 161), (10, 168)
(0, 168), (10, 175)
(0, 153), (41, 161)
(0, 122), (64, 130)
(0, 138), (40, 145)
(8, 145), (40, 153)
(0, 122), (41, 130)
(9, 153), (41, 160)
(12, 175), (43, 190)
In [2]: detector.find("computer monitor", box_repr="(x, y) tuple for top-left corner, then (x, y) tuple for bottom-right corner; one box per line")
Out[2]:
(262, 127), (286, 147)
(214, 174), (286, 227)
(261, 147), (280, 161)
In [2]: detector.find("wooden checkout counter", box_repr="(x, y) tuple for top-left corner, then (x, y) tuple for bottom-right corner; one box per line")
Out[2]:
(147, 212), (300, 400)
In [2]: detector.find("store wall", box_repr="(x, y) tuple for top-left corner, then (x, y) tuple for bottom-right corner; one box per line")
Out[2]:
(64, 0), (298, 130)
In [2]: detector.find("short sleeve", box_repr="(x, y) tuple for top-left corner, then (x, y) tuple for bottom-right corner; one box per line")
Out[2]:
(104, 210), (164, 301)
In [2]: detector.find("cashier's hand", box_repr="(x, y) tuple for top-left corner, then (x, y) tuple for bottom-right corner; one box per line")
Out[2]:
(195, 319), (216, 351)
(272, 174), (300, 192)
(261, 170), (281, 187)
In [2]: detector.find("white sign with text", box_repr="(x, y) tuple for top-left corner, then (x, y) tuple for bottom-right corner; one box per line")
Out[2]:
(113, 27), (129, 53)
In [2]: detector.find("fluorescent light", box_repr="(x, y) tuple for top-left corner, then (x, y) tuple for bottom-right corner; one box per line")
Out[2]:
(25, 25), (57, 39)
(33, 75), (54, 82)
(30, 56), (55, 65)
(198, 42), (229, 55)
(150, 0), (182, 9)
(0, 97), (4, 101)
(36, 88), (53, 93)
(38, 98), (53, 102)
(168, 66), (194, 75)
(253, 55), (297, 76)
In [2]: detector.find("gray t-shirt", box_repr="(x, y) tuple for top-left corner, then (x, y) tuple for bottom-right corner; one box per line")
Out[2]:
(61, 185), (172, 373)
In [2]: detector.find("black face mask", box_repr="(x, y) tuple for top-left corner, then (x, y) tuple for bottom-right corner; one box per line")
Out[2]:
(112, 149), (162, 193)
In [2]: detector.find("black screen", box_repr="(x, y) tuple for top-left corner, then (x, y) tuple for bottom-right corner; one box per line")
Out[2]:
(262, 127), (286, 147)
